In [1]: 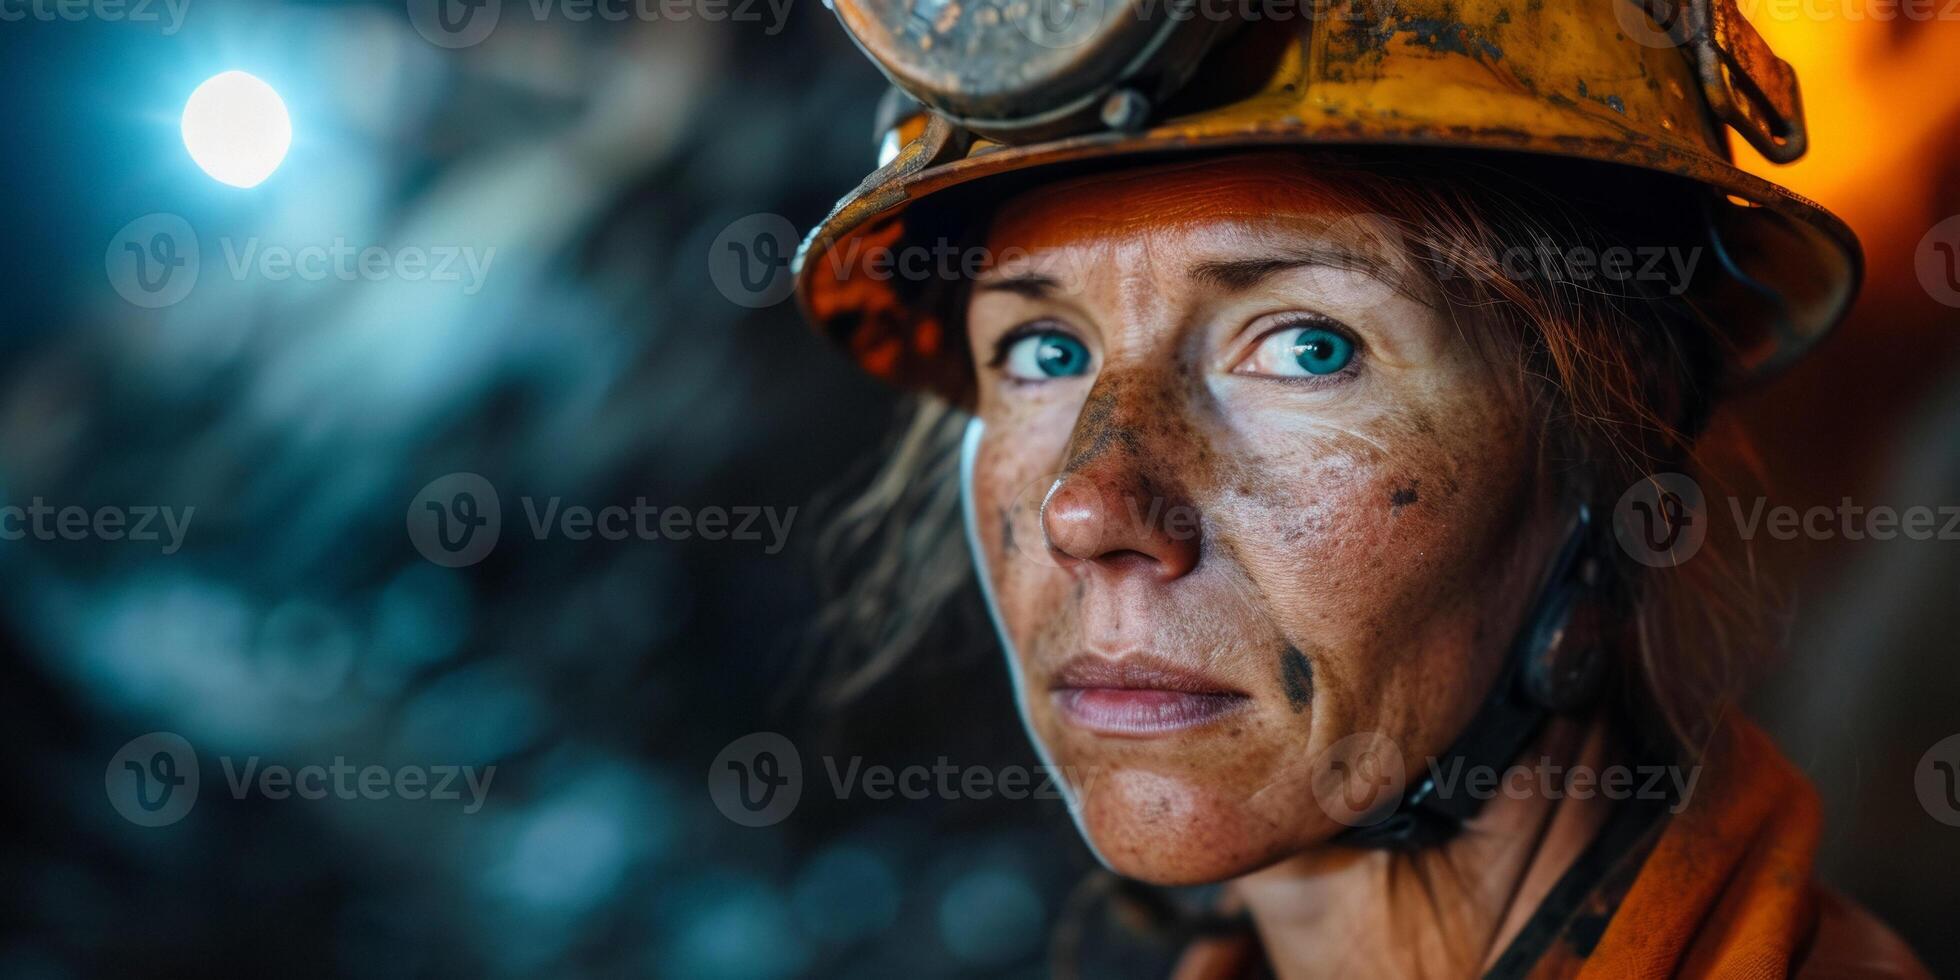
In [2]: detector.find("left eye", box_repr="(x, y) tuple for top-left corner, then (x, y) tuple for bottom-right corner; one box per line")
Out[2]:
(1235, 323), (1358, 378)
(1001, 330), (1092, 381)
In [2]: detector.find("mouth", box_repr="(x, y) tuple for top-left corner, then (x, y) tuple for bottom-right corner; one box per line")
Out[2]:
(1049, 654), (1252, 736)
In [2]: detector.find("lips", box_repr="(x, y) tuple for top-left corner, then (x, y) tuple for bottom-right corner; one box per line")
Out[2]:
(1049, 655), (1251, 736)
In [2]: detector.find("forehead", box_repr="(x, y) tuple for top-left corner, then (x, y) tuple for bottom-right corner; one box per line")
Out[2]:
(982, 153), (1364, 254)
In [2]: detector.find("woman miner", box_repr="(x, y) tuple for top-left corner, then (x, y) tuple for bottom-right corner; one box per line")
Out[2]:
(791, 1), (1929, 975)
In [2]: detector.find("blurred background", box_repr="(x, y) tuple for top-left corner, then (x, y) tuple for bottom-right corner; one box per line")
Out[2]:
(0, 3), (1953, 977)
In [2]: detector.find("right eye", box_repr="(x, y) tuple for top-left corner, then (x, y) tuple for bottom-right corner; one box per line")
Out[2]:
(999, 329), (1092, 381)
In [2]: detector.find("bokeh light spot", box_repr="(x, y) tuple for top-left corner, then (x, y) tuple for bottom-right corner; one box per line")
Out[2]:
(181, 71), (292, 188)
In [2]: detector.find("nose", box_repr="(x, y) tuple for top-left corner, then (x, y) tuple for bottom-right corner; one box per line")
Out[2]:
(1040, 393), (1202, 582)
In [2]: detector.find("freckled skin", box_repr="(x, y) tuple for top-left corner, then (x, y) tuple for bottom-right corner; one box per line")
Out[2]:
(965, 154), (1562, 886)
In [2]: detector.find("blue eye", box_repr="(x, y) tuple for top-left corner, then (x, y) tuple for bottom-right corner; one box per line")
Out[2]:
(1290, 327), (1354, 375)
(1236, 323), (1359, 379)
(1002, 330), (1091, 380)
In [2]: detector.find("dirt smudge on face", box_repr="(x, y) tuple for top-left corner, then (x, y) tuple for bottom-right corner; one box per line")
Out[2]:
(1390, 482), (1420, 513)
(1279, 646), (1314, 712)
(1062, 385), (1143, 474)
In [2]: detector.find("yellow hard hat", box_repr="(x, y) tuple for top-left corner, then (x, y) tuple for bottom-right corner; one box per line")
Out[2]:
(793, 0), (1861, 398)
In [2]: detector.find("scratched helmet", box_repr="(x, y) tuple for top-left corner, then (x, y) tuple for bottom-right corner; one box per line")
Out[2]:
(791, 0), (1861, 400)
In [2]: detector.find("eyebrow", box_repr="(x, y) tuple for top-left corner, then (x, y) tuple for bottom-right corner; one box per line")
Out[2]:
(1188, 244), (1394, 293)
(973, 272), (1061, 299)
(969, 243), (1411, 300)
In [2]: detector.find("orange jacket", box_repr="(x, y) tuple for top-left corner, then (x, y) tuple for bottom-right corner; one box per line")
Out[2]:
(1561, 718), (1926, 979)
(1173, 718), (1928, 979)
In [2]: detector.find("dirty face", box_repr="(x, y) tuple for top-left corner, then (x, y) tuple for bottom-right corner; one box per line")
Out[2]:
(963, 154), (1562, 884)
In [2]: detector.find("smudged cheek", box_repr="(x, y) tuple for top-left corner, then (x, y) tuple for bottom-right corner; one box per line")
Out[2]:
(1207, 404), (1532, 756)
(1217, 397), (1521, 625)
(969, 431), (1080, 672)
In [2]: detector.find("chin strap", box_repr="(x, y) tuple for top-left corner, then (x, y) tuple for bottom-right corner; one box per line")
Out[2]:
(1335, 504), (1607, 850)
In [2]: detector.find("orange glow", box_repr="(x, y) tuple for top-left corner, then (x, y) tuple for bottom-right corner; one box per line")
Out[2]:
(1734, 19), (1960, 291)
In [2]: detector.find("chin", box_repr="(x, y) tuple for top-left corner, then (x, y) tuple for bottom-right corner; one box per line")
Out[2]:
(1063, 757), (1328, 886)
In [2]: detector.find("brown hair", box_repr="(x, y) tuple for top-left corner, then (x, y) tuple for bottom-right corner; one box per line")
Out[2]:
(815, 149), (1779, 758)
